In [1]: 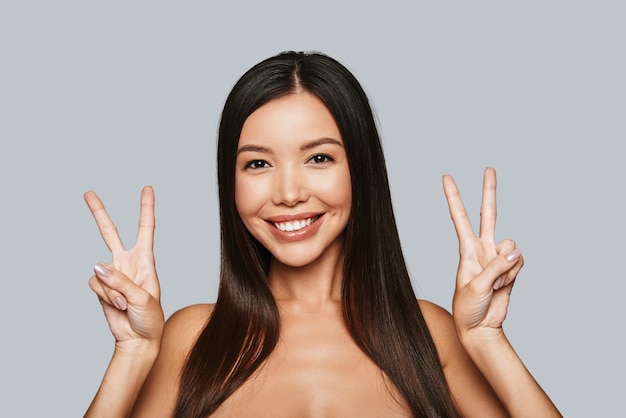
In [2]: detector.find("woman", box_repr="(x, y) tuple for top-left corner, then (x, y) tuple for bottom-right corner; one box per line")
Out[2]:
(84, 51), (561, 417)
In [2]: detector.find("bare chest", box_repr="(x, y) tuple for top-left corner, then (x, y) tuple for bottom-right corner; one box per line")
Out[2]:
(211, 312), (409, 418)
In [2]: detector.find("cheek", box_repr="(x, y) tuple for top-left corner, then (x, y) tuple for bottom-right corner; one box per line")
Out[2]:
(317, 166), (352, 210)
(234, 176), (260, 219)
(338, 168), (352, 206)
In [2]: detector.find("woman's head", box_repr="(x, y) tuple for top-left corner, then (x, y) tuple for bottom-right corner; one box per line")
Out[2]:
(234, 92), (352, 270)
(178, 52), (458, 417)
(218, 51), (393, 274)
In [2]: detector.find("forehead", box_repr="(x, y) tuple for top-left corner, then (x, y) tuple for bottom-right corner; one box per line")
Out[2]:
(238, 93), (343, 148)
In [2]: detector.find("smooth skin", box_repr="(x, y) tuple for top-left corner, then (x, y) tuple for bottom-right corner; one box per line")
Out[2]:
(84, 186), (165, 417)
(84, 95), (561, 417)
(444, 169), (560, 416)
(83, 175), (560, 418)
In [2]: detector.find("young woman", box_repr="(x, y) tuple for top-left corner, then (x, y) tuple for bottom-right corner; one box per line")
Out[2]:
(84, 51), (561, 417)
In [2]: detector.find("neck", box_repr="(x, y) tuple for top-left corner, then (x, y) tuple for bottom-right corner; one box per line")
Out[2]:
(268, 243), (344, 311)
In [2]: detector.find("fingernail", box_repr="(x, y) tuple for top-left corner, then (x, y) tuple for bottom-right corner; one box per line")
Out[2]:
(493, 276), (504, 290)
(94, 263), (111, 278)
(114, 296), (127, 311)
(506, 248), (522, 262)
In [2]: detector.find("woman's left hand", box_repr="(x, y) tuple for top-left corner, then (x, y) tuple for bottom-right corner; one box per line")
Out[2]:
(443, 167), (524, 338)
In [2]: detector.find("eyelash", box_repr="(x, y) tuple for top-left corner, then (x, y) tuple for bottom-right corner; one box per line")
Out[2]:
(243, 154), (335, 170)
(308, 154), (335, 165)
(244, 160), (270, 170)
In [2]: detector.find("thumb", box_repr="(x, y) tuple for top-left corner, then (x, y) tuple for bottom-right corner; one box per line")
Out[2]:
(470, 249), (523, 292)
(94, 263), (148, 308)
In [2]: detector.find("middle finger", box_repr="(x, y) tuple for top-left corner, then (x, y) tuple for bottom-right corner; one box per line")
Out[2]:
(479, 167), (497, 240)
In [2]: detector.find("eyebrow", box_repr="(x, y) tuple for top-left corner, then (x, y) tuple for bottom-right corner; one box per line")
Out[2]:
(300, 137), (344, 151)
(235, 144), (271, 155)
(236, 137), (343, 156)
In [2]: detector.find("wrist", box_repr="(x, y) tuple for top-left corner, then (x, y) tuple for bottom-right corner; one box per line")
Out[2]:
(114, 338), (161, 363)
(457, 326), (509, 359)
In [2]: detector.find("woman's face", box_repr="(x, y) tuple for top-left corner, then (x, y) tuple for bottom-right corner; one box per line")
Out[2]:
(235, 92), (352, 268)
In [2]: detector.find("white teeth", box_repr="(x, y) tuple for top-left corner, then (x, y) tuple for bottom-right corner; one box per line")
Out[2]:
(274, 217), (315, 232)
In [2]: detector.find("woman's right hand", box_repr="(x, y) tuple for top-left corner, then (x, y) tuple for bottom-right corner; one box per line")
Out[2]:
(84, 186), (164, 350)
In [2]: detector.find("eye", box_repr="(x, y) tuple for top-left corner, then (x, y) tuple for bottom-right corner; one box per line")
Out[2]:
(308, 154), (335, 165)
(244, 159), (270, 170)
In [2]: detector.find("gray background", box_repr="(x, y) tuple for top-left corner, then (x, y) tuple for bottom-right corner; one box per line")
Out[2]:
(1, 2), (623, 417)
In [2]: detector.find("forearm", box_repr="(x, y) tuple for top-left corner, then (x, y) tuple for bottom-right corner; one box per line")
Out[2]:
(85, 343), (160, 418)
(460, 331), (561, 418)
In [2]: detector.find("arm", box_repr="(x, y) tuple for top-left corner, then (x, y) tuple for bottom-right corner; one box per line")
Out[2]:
(85, 340), (160, 418)
(83, 186), (165, 418)
(129, 304), (212, 417)
(420, 300), (507, 417)
(442, 168), (561, 417)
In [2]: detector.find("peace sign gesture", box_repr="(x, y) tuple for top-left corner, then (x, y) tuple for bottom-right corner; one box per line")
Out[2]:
(84, 186), (164, 350)
(443, 168), (524, 338)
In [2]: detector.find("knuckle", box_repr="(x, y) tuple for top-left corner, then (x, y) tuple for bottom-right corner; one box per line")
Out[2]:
(480, 207), (497, 217)
(500, 238), (515, 248)
(493, 257), (508, 273)
(465, 278), (482, 295)
(135, 290), (152, 306)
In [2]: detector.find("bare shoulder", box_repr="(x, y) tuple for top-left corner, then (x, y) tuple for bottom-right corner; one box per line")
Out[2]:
(417, 299), (507, 416)
(131, 304), (214, 417)
(165, 303), (214, 338)
(418, 299), (453, 326)
(417, 299), (457, 361)
(159, 303), (215, 366)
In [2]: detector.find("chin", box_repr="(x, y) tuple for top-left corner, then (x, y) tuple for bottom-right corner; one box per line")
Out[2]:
(269, 240), (344, 271)
(272, 253), (322, 269)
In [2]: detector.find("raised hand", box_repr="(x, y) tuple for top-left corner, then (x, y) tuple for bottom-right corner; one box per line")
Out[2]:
(442, 168), (524, 337)
(84, 186), (164, 350)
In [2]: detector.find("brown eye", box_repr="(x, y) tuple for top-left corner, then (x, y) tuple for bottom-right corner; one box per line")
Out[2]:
(308, 154), (334, 164)
(245, 160), (270, 170)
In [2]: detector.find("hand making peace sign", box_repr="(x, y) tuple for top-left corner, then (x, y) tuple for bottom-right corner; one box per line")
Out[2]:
(443, 168), (524, 338)
(84, 186), (164, 350)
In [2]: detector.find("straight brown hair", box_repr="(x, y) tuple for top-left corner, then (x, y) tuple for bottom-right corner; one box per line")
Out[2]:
(174, 51), (458, 417)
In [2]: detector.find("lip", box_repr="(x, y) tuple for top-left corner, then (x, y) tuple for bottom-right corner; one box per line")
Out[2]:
(266, 212), (321, 223)
(266, 213), (324, 241)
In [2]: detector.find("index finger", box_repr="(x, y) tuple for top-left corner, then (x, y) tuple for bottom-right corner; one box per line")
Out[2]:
(84, 190), (125, 253)
(135, 185), (155, 251)
(442, 174), (475, 244)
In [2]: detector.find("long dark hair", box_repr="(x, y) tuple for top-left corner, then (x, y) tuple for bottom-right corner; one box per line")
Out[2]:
(174, 51), (458, 417)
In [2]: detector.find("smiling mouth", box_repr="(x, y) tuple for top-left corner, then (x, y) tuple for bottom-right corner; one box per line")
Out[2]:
(272, 215), (321, 232)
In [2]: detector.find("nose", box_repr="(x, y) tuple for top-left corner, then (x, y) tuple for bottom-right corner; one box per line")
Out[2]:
(272, 165), (309, 207)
